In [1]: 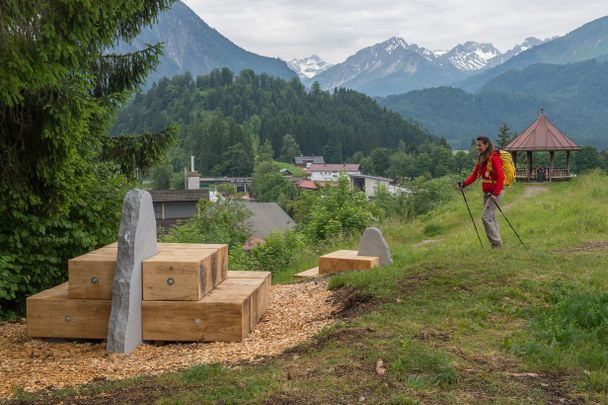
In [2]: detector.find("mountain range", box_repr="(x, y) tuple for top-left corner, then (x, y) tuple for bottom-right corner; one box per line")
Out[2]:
(114, 1), (295, 86)
(378, 16), (608, 149)
(301, 36), (551, 96)
(114, 1), (608, 148)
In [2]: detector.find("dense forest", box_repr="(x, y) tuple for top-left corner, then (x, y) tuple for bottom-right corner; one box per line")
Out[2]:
(112, 69), (437, 177)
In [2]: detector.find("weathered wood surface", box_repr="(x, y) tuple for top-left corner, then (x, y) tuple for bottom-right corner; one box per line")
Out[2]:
(318, 250), (379, 274)
(27, 283), (111, 339)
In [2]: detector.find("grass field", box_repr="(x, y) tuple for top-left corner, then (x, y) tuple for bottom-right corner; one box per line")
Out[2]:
(10, 172), (608, 404)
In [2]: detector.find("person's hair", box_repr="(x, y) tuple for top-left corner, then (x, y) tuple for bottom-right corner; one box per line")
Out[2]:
(476, 136), (494, 163)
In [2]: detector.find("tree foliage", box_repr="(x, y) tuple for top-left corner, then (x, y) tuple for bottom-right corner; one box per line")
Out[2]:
(0, 0), (176, 316)
(112, 69), (438, 176)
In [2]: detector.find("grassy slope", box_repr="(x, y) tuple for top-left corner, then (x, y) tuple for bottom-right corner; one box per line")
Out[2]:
(12, 172), (608, 404)
(272, 160), (306, 178)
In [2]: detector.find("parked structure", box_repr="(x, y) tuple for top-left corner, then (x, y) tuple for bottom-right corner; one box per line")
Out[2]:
(294, 155), (324, 168)
(308, 163), (361, 182)
(240, 201), (296, 238)
(505, 109), (581, 182)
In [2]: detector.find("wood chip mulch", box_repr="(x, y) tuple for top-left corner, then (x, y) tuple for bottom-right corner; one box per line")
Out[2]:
(0, 279), (336, 398)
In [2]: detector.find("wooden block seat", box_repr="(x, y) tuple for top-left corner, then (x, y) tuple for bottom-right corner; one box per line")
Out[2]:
(68, 243), (227, 300)
(142, 247), (227, 301)
(142, 271), (271, 342)
(318, 250), (379, 275)
(27, 283), (111, 339)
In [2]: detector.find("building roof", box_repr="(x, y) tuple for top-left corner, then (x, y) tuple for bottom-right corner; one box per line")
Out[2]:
(295, 180), (328, 190)
(308, 163), (361, 172)
(348, 173), (393, 182)
(240, 201), (296, 238)
(150, 189), (209, 203)
(505, 109), (581, 152)
(294, 156), (325, 165)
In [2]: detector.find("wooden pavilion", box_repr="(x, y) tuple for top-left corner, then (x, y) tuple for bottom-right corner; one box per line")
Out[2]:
(505, 109), (581, 182)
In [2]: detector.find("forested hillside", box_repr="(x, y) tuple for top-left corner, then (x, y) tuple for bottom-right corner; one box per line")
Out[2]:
(112, 69), (437, 176)
(379, 59), (608, 149)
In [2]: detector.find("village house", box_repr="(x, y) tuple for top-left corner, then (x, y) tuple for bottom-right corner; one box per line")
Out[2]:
(293, 155), (325, 168)
(308, 163), (361, 182)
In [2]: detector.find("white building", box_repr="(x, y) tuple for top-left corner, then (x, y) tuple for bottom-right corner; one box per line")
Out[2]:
(349, 174), (410, 199)
(308, 163), (361, 182)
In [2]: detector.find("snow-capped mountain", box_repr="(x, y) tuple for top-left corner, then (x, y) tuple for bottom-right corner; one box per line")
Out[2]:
(439, 42), (502, 71)
(308, 37), (466, 96)
(486, 37), (550, 68)
(287, 55), (333, 80)
(308, 35), (551, 96)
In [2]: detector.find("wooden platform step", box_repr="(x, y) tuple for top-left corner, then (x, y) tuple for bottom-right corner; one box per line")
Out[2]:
(295, 267), (320, 278)
(68, 243), (228, 300)
(27, 272), (271, 342)
(142, 271), (271, 342)
(27, 283), (111, 339)
(318, 250), (379, 275)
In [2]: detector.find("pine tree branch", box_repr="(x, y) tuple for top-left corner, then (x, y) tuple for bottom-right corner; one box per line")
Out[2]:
(92, 43), (163, 98)
(102, 126), (178, 178)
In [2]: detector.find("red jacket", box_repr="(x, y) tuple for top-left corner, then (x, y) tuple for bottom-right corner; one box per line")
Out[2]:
(464, 152), (504, 196)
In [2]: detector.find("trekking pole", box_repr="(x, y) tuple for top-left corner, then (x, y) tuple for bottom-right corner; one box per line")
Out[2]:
(459, 187), (484, 248)
(492, 200), (528, 249)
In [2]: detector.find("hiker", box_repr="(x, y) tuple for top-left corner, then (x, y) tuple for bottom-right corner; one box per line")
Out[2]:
(458, 136), (505, 248)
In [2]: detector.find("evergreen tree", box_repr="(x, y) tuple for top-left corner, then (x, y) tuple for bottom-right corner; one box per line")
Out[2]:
(497, 123), (513, 149)
(257, 139), (275, 162)
(279, 134), (301, 163)
(0, 0), (177, 315)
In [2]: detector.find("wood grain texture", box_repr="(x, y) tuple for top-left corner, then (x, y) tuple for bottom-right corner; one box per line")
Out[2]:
(68, 247), (117, 299)
(142, 275), (268, 342)
(27, 283), (111, 339)
(142, 248), (225, 301)
(318, 250), (379, 274)
(226, 271), (271, 319)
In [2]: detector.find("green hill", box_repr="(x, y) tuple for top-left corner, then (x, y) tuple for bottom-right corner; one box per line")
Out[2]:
(112, 69), (436, 176)
(379, 59), (608, 149)
(460, 15), (608, 92)
(17, 172), (608, 403)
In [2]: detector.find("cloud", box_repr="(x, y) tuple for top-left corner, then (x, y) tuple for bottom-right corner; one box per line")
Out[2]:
(183, 0), (607, 63)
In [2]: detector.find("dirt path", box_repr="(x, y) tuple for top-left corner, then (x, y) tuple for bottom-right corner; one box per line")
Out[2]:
(0, 279), (337, 398)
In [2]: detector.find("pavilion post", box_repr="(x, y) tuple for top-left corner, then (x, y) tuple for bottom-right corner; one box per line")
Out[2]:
(549, 151), (555, 181)
(566, 151), (571, 177)
(512, 151), (517, 169)
(527, 151), (533, 182)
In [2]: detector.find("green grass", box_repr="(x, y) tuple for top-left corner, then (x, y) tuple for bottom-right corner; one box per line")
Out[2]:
(12, 171), (608, 404)
(272, 160), (306, 177)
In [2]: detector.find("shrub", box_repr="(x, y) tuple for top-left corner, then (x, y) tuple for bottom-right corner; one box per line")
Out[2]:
(248, 231), (306, 274)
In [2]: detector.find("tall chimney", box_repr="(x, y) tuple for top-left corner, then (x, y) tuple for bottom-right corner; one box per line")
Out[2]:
(190, 156), (195, 172)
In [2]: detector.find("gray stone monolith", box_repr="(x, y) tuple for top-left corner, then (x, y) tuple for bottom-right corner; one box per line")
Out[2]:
(107, 189), (157, 354)
(358, 227), (392, 265)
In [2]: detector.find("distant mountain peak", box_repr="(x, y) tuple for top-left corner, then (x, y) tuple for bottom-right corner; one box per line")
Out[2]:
(288, 55), (333, 80)
(441, 42), (502, 71)
(381, 37), (409, 53)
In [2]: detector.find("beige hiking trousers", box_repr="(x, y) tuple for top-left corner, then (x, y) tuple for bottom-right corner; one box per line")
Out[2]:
(482, 192), (503, 248)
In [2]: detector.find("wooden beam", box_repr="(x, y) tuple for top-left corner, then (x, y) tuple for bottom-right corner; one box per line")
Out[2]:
(27, 283), (111, 339)
(318, 250), (379, 274)
(142, 275), (270, 342)
(549, 151), (555, 182)
(143, 248), (223, 301)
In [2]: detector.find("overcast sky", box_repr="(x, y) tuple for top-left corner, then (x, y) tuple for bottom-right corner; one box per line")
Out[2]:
(182, 0), (607, 64)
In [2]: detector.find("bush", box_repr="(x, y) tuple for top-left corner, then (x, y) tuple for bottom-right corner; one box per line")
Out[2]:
(161, 198), (252, 249)
(248, 231), (306, 274)
(303, 176), (379, 240)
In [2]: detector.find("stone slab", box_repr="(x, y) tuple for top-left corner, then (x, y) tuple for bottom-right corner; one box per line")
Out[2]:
(358, 227), (392, 265)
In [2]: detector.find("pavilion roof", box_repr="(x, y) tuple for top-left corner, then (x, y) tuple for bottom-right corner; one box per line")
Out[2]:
(505, 109), (581, 152)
